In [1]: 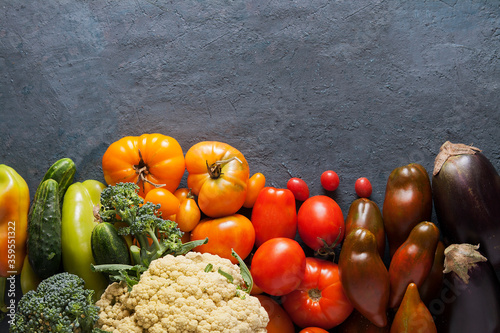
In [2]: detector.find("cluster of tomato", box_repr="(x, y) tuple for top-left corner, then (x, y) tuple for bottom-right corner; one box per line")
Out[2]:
(100, 133), (438, 333)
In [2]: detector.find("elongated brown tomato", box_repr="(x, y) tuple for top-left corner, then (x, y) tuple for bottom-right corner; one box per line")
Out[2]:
(390, 283), (437, 333)
(339, 310), (390, 333)
(418, 240), (445, 305)
(432, 141), (500, 272)
(338, 227), (390, 328)
(388, 221), (439, 308)
(382, 163), (432, 257)
(345, 198), (386, 257)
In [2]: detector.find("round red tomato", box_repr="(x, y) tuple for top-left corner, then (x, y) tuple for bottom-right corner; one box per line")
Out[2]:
(355, 177), (372, 198)
(251, 238), (306, 296)
(255, 294), (295, 333)
(287, 177), (310, 201)
(297, 195), (345, 252)
(282, 257), (353, 329)
(190, 214), (255, 264)
(321, 170), (340, 191)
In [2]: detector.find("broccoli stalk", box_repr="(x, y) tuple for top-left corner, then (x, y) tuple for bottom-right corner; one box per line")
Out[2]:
(92, 183), (207, 289)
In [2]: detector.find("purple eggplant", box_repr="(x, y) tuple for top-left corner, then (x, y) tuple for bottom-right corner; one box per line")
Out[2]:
(432, 141), (500, 274)
(433, 244), (500, 333)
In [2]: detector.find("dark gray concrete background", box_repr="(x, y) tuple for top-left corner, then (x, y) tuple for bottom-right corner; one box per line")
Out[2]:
(1, 0), (499, 331)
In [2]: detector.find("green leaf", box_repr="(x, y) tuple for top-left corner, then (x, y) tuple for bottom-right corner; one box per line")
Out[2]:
(232, 249), (253, 293)
(217, 268), (234, 283)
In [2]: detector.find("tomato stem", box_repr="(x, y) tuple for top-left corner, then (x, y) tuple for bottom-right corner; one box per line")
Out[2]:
(206, 156), (242, 179)
(315, 229), (342, 259)
(308, 288), (322, 302)
(134, 149), (166, 191)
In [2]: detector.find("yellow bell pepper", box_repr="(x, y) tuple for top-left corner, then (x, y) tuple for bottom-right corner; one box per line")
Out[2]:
(0, 165), (30, 277)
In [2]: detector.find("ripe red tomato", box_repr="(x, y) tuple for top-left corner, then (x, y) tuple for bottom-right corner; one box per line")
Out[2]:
(355, 177), (372, 198)
(299, 328), (330, 333)
(297, 195), (345, 253)
(251, 187), (297, 248)
(190, 214), (255, 264)
(282, 257), (353, 329)
(287, 177), (310, 201)
(321, 170), (340, 191)
(255, 294), (295, 333)
(251, 238), (306, 296)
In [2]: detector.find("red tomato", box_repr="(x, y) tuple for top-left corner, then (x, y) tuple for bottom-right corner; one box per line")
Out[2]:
(321, 170), (340, 191)
(300, 328), (330, 333)
(355, 177), (372, 198)
(251, 238), (306, 296)
(297, 195), (345, 253)
(255, 294), (295, 333)
(287, 177), (310, 201)
(251, 187), (297, 248)
(243, 172), (266, 208)
(282, 257), (353, 329)
(190, 214), (255, 264)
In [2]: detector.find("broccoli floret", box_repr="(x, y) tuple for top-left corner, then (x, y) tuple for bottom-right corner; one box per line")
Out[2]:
(9, 272), (100, 333)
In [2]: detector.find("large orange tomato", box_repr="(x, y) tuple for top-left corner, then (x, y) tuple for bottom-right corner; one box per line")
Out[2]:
(185, 141), (249, 217)
(102, 134), (185, 197)
(190, 214), (255, 264)
(255, 294), (295, 333)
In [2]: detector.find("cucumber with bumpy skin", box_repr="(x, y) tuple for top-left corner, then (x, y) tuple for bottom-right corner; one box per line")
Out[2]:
(27, 179), (62, 279)
(91, 222), (131, 266)
(40, 157), (76, 204)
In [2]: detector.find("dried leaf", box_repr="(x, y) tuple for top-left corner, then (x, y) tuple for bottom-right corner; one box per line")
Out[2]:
(433, 141), (481, 176)
(443, 243), (487, 284)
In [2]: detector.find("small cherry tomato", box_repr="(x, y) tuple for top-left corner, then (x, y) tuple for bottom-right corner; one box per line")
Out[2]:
(287, 177), (310, 201)
(355, 177), (372, 198)
(251, 238), (306, 296)
(321, 170), (340, 191)
(175, 196), (201, 232)
(173, 187), (191, 202)
(255, 294), (296, 333)
(299, 328), (330, 333)
(144, 188), (180, 218)
(243, 172), (266, 208)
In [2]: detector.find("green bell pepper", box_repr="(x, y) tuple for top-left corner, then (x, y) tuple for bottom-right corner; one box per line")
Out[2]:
(61, 180), (108, 300)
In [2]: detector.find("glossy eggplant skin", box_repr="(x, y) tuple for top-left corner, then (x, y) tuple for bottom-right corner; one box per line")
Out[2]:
(432, 143), (500, 272)
(435, 260), (500, 333)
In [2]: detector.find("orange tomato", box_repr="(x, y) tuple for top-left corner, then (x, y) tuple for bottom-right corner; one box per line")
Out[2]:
(255, 295), (295, 333)
(185, 141), (249, 218)
(144, 188), (180, 218)
(175, 196), (201, 232)
(190, 214), (255, 264)
(101, 133), (185, 197)
(243, 172), (266, 208)
(173, 187), (191, 202)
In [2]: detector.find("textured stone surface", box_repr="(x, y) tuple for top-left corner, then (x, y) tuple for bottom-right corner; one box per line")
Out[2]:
(1, 0), (499, 329)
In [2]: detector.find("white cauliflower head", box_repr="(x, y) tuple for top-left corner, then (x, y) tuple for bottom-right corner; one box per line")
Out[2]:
(96, 252), (269, 333)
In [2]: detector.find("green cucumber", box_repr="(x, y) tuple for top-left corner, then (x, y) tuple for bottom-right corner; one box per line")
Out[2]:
(91, 222), (131, 266)
(27, 179), (62, 279)
(40, 157), (76, 204)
